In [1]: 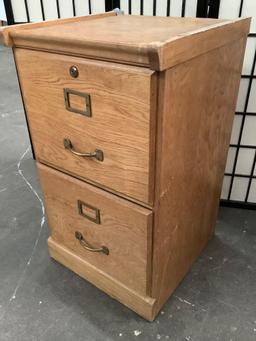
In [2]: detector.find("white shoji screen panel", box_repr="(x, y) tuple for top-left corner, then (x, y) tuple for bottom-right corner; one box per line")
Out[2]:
(10, 0), (105, 22)
(120, 0), (197, 17)
(0, 0), (6, 21)
(220, 0), (256, 204)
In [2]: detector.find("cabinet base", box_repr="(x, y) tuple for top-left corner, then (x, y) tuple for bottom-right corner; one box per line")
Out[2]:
(48, 237), (157, 321)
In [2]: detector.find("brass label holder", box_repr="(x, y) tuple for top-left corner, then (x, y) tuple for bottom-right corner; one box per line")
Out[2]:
(78, 200), (101, 224)
(64, 88), (91, 117)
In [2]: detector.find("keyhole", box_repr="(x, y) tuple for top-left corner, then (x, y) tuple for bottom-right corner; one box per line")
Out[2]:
(70, 65), (79, 78)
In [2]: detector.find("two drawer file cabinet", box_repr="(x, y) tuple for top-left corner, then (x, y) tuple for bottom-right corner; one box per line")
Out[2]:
(0, 12), (250, 321)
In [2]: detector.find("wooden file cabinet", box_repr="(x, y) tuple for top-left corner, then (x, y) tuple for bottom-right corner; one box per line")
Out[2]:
(0, 12), (250, 320)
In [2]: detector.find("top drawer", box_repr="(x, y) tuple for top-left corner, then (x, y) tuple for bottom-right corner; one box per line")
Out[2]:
(15, 49), (157, 205)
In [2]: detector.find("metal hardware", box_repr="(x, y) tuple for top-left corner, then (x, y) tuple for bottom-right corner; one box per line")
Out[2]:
(64, 88), (91, 117)
(114, 8), (124, 15)
(75, 231), (109, 255)
(78, 200), (101, 224)
(69, 65), (79, 78)
(63, 138), (104, 162)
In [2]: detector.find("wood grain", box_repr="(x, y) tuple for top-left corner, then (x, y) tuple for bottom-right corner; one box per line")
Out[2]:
(151, 37), (248, 315)
(6, 15), (250, 71)
(150, 17), (251, 70)
(48, 237), (156, 321)
(38, 163), (153, 296)
(0, 11), (116, 47)
(15, 49), (157, 205)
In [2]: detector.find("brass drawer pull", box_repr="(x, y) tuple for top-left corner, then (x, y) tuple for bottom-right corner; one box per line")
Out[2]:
(63, 138), (104, 162)
(75, 231), (109, 255)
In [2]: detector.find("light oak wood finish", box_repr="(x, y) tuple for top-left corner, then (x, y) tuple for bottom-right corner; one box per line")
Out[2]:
(0, 11), (115, 47)
(15, 49), (157, 205)
(48, 238), (156, 320)
(151, 37), (248, 316)
(1, 15), (250, 71)
(38, 163), (153, 295)
(1, 13), (250, 320)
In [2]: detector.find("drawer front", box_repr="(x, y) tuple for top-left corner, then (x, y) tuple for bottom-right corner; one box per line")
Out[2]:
(16, 49), (156, 205)
(38, 163), (153, 295)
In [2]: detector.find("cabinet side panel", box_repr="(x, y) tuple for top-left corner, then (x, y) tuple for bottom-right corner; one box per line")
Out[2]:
(152, 37), (247, 312)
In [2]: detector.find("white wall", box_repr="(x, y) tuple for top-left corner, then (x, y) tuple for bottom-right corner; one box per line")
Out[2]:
(0, 0), (7, 21)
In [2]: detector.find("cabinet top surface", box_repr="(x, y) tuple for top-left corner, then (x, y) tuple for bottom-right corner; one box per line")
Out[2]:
(14, 16), (228, 45)
(0, 13), (250, 70)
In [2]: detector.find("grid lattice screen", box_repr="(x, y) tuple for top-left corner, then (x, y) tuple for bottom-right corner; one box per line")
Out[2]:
(119, 0), (197, 17)
(9, 0), (105, 22)
(219, 0), (256, 206)
(6, 0), (197, 22)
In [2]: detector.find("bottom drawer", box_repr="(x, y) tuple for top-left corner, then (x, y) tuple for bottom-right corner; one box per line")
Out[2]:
(38, 163), (153, 295)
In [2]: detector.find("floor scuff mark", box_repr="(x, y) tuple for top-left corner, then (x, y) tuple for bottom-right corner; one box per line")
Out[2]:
(174, 295), (195, 307)
(174, 295), (207, 313)
(9, 146), (45, 302)
(1, 109), (22, 119)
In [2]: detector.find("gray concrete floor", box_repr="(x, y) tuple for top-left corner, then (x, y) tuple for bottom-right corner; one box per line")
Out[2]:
(0, 45), (256, 341)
